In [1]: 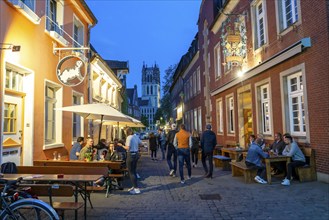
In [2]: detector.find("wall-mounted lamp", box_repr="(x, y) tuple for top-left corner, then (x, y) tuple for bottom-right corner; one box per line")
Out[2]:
(0, 43), (21, 52)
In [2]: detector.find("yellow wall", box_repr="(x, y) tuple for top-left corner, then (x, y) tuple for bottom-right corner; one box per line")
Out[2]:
(1, 1), (95, 161)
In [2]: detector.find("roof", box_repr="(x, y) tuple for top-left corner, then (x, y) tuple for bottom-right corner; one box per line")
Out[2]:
(105, 60), (129, 72)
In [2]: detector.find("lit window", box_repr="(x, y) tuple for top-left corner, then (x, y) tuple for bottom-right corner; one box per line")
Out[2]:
(4, 103), (17, 133)
(214, 43), (222, 78)
(254, 0), (267, 48)
(260, 84), (271, 134)
(216, 99), (223, 133)
(227, 96), (235, 134)
(73, 93), (83, 140)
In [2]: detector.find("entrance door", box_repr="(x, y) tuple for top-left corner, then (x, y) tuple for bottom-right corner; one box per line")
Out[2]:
(238, 90), (252, 148)
(3, 91), (25, 165)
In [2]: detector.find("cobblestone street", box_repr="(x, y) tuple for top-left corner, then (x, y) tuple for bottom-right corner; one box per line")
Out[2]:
(63, 155), (329, 220)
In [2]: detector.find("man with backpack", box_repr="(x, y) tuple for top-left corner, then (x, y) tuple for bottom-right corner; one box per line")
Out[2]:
(166, 124), (178, 177)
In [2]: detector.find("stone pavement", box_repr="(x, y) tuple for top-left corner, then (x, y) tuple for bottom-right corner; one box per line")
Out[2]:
(64, 155), (329, 220)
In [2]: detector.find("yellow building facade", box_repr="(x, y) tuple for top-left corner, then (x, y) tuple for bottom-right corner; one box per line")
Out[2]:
(0, 0), (97, 164)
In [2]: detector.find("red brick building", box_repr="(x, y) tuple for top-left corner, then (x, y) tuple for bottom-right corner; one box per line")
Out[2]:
(171, 0), (329, 182)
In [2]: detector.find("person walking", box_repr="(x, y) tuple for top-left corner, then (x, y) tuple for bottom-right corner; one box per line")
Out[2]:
(158, 128), (166, 160)
(149, 132), (158, 161)
(191, 129), (200, 168)
(70, 136), (84, 160)
(173, 124), (192, 184)
(166, 124), (178, 177)
(201, 124), (217, 178)
(118, 127), (143, 194)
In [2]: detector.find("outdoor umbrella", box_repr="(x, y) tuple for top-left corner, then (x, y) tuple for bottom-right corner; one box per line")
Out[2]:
(55, 103), (134, 142)
(102, 116), (145, 128)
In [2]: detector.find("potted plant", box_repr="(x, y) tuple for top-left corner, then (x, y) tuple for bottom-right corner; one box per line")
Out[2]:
(84, 152), (93, 162)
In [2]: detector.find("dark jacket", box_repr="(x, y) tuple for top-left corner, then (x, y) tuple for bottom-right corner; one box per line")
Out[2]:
(201, 130), (217, 153)
(149, 136), (158, 151)
(166, 130), (178, 150)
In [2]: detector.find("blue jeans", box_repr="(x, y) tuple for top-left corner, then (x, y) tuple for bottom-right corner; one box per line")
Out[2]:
(160, 142), (166, 160)
(245, 161), (266, 180)
(177, 148), (191, 181)
(167, 147), (177, 174)
(127, 152), (139, 188)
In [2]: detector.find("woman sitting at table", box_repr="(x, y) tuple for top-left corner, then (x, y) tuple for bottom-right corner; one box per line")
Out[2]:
(281, 135), (306, 186)
(245, 137), (270, 184)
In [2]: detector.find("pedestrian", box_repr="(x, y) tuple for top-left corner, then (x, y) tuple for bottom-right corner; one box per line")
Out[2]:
(118, 127), (143, 194)
(281, 134), (306, 186)
(200, 124), (217, 178)
(149, 132), (158, 161)
(173, 124), (192, 184)
(158, 128), (166, 160)
(166, 124), (178, 177)
(245, 137), (269, 184)
(191, 129), (200, 168)
(70, 136), (84, 160)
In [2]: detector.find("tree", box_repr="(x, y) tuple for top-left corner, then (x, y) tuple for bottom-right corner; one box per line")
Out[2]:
(154, 108), (165, 126)
(140, 114), (149, 128)
(161, 64), (177, 121)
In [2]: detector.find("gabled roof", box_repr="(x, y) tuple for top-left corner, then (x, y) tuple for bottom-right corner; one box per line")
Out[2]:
(105, 60), (129, 72)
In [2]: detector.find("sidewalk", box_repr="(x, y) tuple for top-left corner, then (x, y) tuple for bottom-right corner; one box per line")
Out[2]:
(66, 154), (329, 220)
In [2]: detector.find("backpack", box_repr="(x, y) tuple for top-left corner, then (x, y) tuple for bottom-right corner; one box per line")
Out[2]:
(1, 162), (18, 174)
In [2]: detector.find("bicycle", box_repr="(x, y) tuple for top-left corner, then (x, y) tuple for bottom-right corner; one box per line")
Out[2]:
(0, 177), (59, 220)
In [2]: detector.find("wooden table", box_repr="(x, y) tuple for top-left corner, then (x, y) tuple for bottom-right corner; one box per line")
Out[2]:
(34, 159), (123, 169)
(3, 174), (102, 220)
(221, 148), (247, 161)
(264, 156), (291, 184)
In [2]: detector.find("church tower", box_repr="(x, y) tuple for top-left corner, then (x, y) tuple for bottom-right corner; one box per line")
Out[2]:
(140, 62), (161, 131)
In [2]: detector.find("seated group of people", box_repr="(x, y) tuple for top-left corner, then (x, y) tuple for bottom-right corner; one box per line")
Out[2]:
(69, 137), (127, 162)
(245, 132), (306, 186)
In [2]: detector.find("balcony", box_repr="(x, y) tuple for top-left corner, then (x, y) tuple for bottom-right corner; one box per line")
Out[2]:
(45, 16), (69, 46)
(7, 0), (41, 24)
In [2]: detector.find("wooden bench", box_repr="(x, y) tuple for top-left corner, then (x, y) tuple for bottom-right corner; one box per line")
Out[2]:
(213, 155), (231, 171)
(230, 161), (257, 183)
(20, 183), (83, 220)
(296, 148), (317, 182)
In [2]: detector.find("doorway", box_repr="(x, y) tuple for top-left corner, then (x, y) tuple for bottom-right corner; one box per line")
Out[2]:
(238, 87), (253, 148)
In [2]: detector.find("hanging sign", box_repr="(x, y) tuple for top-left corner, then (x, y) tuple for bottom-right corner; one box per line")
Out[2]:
(56, 55), (86, 86)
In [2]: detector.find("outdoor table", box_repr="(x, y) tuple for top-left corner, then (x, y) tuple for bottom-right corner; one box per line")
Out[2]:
(264, 155), (291, 184)
(3, 174), (102, 220)
(221, 147), (247, 161)
(34, 159), (123, 169)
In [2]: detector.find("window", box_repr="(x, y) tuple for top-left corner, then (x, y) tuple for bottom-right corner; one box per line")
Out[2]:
(214, 43), (222, 78)
(278, 0), (299, 31)
(45, 81), (62, 146)
(216, 99), (223, 133)
(255, 0), (266, 48)
(72, 93), (83, 140)
(46, 0), (64, 35)
(193, 72), (196, 95)
(198, 107), (202, 132)
(4, 103), (17, 133)
(73, 15), (84, 48)
(5, 69), (23, 92)
(45, 86), (56, 144)
(227, 96), (235, 134)
(194, 108), (198, 130)
(22, 0), (35, 11)
(197, 67), (201, 92)
(260, 84), (271, 134)
(287, 72), (305, 135)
